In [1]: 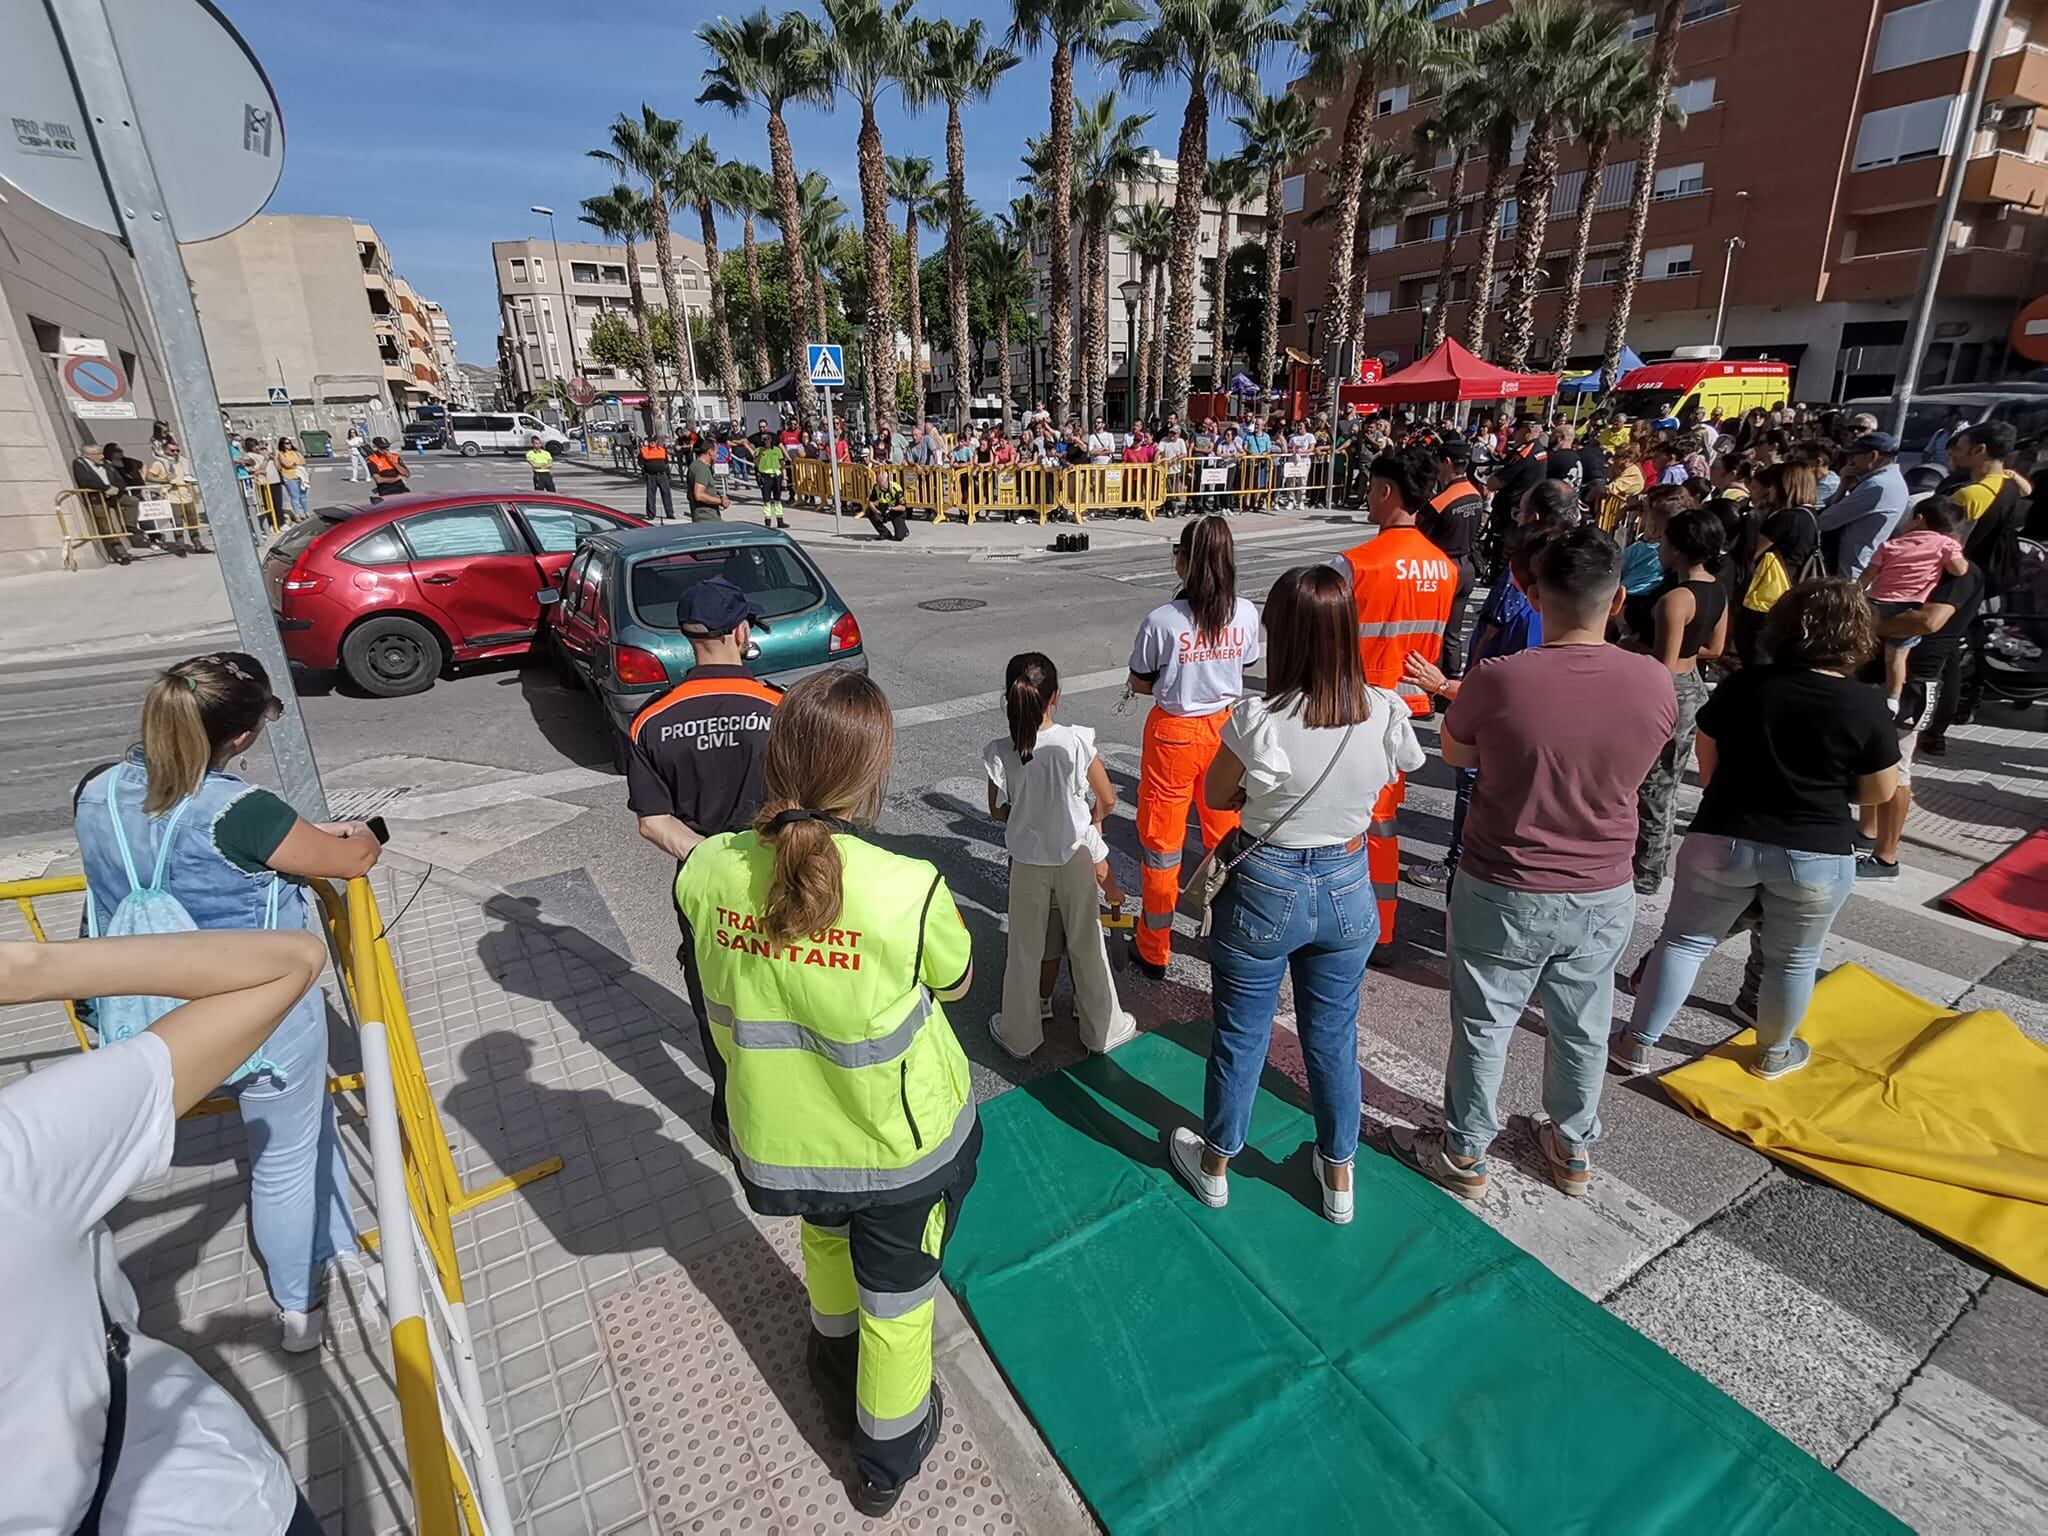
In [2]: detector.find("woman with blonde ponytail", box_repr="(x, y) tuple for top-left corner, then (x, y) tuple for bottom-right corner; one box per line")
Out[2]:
(74, 651), (384, 1354)
(674, 668), (978, 1519)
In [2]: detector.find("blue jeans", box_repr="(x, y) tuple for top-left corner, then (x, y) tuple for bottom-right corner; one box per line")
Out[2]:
(1444, 874), (1635, 1160)
(231, 990), (359, 1311)
(1623, 834), (1857, 1054)
(1205, 841), (1377, 1165)
(282, 478), (308, 516)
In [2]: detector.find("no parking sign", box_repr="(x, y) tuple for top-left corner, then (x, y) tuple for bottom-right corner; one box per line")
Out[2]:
(60, 339), (136, 419)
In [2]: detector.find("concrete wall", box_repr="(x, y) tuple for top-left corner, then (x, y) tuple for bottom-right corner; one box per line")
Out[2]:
(0, 198), (175, 575)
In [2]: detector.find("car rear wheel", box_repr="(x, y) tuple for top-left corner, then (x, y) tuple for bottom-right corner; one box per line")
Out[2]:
(459, 441), (481, 458)
(342, 616), (442, 697)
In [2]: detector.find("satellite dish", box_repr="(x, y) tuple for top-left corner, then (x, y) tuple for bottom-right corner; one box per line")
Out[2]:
(0, 0), (283, 242)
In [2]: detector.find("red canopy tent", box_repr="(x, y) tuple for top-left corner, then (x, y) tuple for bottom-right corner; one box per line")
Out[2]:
(1345, 338), (1560, 406)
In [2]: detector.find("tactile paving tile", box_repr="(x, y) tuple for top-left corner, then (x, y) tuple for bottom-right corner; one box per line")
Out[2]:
(597, 1219), (1019, 1533)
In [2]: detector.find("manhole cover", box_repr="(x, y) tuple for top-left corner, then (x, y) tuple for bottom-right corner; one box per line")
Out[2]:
(918, 597), (987, 612)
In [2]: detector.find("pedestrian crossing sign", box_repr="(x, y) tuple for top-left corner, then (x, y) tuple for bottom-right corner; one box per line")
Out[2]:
(806, 343), (844, 385)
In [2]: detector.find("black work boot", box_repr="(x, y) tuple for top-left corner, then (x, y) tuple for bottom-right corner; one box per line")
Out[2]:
(850, 1382), (945, 1517)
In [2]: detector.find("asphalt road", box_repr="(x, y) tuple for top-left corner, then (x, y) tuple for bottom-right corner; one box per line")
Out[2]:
(1, 449), (2044, 1528)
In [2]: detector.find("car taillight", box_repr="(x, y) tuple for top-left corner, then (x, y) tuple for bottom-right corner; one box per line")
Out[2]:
(281, 554), (328, 595)
(829, 610), (862, 654)
(612, 644), (667, 686)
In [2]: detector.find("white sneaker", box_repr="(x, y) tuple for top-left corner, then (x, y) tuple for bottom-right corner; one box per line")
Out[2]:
(1166, 1127), (1228, 1208)
(1039, 995), (1056, 1023)
(280, 1306), (326, 1353)
(1091, 1011), (1139, 1054)
(987, 1012), (1033, 1062)
(1312, 1149), (1355, 1226)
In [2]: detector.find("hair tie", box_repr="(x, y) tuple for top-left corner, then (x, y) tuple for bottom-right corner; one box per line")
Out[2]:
(183, 674), (199, 691)
(767, 808), (853, 834)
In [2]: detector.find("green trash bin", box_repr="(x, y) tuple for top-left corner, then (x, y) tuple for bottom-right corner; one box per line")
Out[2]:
(302, 429), (332, 458)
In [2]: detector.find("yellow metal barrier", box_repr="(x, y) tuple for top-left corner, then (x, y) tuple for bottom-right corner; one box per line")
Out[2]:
(944, 464), (1065, 525)
(53, 486), (205, 571)
(1163, 450), (1329, 513)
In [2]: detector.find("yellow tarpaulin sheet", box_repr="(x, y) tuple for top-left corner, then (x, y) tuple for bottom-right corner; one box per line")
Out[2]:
(1661, 964), (2048, 1289)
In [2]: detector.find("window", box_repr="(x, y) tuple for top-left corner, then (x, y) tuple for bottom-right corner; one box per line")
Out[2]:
(601, 263), (627, 284)
(570, 262), (598, 284)
(1363, 290), (1391, 317)
(1280, 237), (1298, 271)
(1874, 0), (1986, 72)
(1670, 77), (1717, 114)
(630, 545), (824, 630)
(1586, 251), (1623, 285)
(398, 505), (520, 559)
(1369, 222), (1397, 252)
(557, 550), (593, 615)
(1625, 13), (1655, 42)
(1853, 96), (1960, 170)
(1430, 0), (1469, 17)
(517, 503), (631, 554)
(1428, 213), (1449, 242)
(1682, 0), (1729, 22)
(532, 260), (545, 283)
(338, 527), (408, 567)
(508, 258), (527, 283)
(1377, 85), (1410, 117)
(1282, 174), (1306, 214)
(1654, 162), (1706, 199)
(1643, 244), (1695, 278)
(1499, 198), (1519, 230)
(1432, 143), (1456, 171)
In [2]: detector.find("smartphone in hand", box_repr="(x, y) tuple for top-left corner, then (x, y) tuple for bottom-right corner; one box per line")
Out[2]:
(366, 816), (391, 845)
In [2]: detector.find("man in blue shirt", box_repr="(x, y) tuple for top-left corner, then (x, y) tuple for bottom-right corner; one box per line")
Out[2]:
(1818, 430), (1909, 579)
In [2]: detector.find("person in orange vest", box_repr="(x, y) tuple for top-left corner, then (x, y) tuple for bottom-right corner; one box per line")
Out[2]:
(1418, 439), (1488, 676)
(1127, 516), (1261, 978)
(638, 432), (675, 520)
(366, 437), (409, 501)
(1331, 443), (1456, 962)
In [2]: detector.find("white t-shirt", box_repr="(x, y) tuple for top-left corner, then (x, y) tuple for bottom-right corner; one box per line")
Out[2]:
(1156, 438), (1187, 464)
(985, 722), (1099, 867)
(0, 1033), (299, 1535)
(1086, 431), (1116, 464)
(1129, 596), (1262, 717)
(1223, 691), (1425, 846)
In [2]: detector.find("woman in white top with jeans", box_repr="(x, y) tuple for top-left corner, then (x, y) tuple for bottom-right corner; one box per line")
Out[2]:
(985, 654), (1136, 1058)
(1166, 566), (1423, 1224)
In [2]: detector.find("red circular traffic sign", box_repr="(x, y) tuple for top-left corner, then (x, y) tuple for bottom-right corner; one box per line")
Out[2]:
(62, 352), (129, 402)
(2012, 295), (2048, 366)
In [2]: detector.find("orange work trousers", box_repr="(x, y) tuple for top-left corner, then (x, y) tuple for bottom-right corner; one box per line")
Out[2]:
(1369, 773), (1405, 952)
(1136, 706), (1238, 967)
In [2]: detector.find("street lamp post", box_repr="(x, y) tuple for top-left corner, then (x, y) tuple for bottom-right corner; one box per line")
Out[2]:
(529, 205), (583, 383)
(1304, 305), (1321, 378)
(1119, 278), (1143, 429)
(1023, 298), (1043, 410)
(1710, 191), (1750, 355)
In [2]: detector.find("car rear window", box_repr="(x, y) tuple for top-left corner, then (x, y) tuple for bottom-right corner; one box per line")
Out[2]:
(630, 544), (823, 629)
(265, 516), (324, 563)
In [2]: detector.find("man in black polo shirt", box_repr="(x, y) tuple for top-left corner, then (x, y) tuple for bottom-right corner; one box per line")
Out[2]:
(1487, 417), (1548, 565)
(1420, 439), (1488, 676)
(626, 578), (781, 1148)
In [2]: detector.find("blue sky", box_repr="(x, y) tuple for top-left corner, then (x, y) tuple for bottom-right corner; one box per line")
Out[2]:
(215, 0), (1301, 366)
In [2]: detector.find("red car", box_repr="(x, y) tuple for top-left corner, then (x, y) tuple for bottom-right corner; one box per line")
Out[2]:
(264, 491), (645, 696)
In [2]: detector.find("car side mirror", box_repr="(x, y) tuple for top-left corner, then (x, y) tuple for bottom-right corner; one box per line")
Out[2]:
(536, 588), (560, 607)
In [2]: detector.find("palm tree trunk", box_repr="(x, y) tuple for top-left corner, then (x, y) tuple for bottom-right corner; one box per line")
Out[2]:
(1092, 211), (1111, 426)
(946, 101), (973, 432)
(857, 103), (897, 432)
(816, 271), (830, 355)
(1605, 0), (1685, 387)
(1322, 71), (1377, 353)
(741, 211), (772, 388)
(1500, 115), (1560, 372)
(768, 109), (818, 427)
(1047, 41), (1076, 429)
(1162, 84), (1209, 419)
(1077, 211), (1098, 428)
(1134, 267), (1152, 424)
(1429, 153), (1467, 350)
(626, 236), (659, 432)
(1260, 165), (1284, 390)
(998, 310), (1014, 435)
(1214, 206), (1237, 385)
(1462, 145), (1513, 356)
(647, 190), (700, 425)
(1351, 228), (1371, 348)
(1149, 259), (1166, 418)
(1548, 130), (1611, 370)
(697, 199), (742, 424)
(904, 209), (924, 416)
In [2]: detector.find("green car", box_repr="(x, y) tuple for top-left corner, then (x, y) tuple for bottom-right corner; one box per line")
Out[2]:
(541, 524), (867, 769)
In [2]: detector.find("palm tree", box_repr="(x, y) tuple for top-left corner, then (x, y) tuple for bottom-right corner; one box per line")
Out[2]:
(1308, 142), (1432, 356)
(1497, 0), (1630, 372)
(1461, 20), (1529, 356)
(1296, 0), (1460, 364)
(981, 225), (1036, 431)
(1547, 50), (1679, 369)
(1412, 72), (1486, 351)
(578, 186), (661, 427)
(724, 159), (778, 387)
(1232, 89), (1328, 390)
(590, 107), (697, 424)
(820, 0), (915, 432)
(911, 18), (1020, 431)
(1114, 198), (1172, 419)
(673, 134), (744, 424)
(1205, 155), (1261, 385)
(1604, 0), (1685, 387)
(700, 9), (834, 425)
(887, 155), (944, 413)
(1119, 0), (1288, 419)
(1010, 0), (1142, 432)
(1071, 94), (1153, 429)
(797, 172), (850, 348)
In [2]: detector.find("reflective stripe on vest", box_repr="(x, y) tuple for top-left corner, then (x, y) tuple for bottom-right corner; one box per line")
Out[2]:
(706, 991), (931, 1069)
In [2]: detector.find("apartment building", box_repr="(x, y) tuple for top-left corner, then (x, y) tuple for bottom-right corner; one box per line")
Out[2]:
(1280, 0), (2048, 400)
(492, 235), (711, 403)
(422, 300), (471, 409)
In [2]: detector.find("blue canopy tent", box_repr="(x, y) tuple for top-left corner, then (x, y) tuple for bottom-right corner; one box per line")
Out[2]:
(1558, 345), (1645, 395)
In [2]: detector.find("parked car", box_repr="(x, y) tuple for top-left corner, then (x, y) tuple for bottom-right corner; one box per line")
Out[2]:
(1837, 386), (2048, 467)
(448, 411), (570, 456)
(402, 419), (448, 451)
(542, 524), (866, 769)
(263, 491), (645, 696)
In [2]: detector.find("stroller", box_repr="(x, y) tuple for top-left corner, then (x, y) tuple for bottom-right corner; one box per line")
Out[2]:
(1962, 536), (2048, 713)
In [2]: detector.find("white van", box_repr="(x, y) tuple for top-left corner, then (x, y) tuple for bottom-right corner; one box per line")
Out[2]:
(447, 411), (569, 456)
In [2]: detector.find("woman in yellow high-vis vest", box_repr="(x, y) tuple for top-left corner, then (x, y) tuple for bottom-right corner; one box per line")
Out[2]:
(674, 669), (977, 1516)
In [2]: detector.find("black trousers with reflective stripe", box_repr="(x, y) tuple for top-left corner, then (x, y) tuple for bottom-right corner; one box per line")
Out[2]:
(673, 909), (731, 1151)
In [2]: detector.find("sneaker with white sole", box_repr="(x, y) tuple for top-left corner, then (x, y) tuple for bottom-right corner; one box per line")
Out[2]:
(1607, 1031), (1653, 1076)
(1373, 1124), (1488, 1199)
(1729, 993), (1758, 1028)
(1090, 1011), (1138, 1054)
(280, 1307), (325, 1353)
(1311, 1148), (1354, 1225)
(1532, 1118), (1591, 1198)
(1750, 1037), (1812, 1081)
(987, 1013), (1033, 1062)
(1166, 1127), (1228, 1207)
(1039, 995), (1055, 1023)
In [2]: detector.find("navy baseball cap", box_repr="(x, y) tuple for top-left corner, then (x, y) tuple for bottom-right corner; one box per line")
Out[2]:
(677, 577), (764, 636)
(1847, 430), (1900, 456)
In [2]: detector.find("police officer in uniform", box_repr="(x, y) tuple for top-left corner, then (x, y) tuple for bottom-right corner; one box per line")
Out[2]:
(627, 579), (781, 1151)
(638, 432), (675, 520)
(1419, 439), (1487, 676)
(675, 669), (976, 1516)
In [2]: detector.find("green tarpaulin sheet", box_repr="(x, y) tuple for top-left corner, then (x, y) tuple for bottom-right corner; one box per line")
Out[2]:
(943, 1027), (1902, 1535)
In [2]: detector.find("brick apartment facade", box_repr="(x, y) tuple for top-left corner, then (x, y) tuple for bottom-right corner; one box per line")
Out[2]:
(1278, 0), (2048, 401)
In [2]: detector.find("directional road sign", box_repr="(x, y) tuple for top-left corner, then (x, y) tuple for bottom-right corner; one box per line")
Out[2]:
(807, 343), (844, 386)
(61, 350), (136, 419)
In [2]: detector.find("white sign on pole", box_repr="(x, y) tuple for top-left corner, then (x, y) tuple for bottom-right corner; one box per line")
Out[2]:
(1199, 465), (1230, 492)
(0, 0), (284, 242)
(807, 343), (845, 386)
(61, 335), (111, 358)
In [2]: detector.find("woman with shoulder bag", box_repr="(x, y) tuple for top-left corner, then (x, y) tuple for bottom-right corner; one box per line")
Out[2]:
(1165, 566), (1424, 1225)
(1734, 461), (1824, 663)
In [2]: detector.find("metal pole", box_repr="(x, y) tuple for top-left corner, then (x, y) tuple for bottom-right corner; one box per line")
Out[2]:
(48, 0), (328, 818)
(545, 211), (581, 377)
(1891, 0), (2008, 441)
(1710, 236), (1744, 352)
(822, 382), (844, 534)
(1325, 373), (1342, 512)
(274, 356), (306, 439)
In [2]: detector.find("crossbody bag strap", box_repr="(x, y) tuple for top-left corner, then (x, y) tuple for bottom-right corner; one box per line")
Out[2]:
(1185, 720), (1358, 900)
(73, 1296), (129, 1536)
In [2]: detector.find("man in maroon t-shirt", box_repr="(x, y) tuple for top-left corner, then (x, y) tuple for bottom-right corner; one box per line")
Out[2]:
(1376, 525), (1676, 1201)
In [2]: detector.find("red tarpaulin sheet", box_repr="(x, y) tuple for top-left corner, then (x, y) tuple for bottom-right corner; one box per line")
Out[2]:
(1346, 338), (1560, 405)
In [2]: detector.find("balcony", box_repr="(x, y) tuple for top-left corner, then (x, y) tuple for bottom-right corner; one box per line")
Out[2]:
(1989, 45), (2048, 111)
(1844, 148), (2048, 216)
(1827, 243), (2039, 303)
(1962, 149), (2048, 212)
